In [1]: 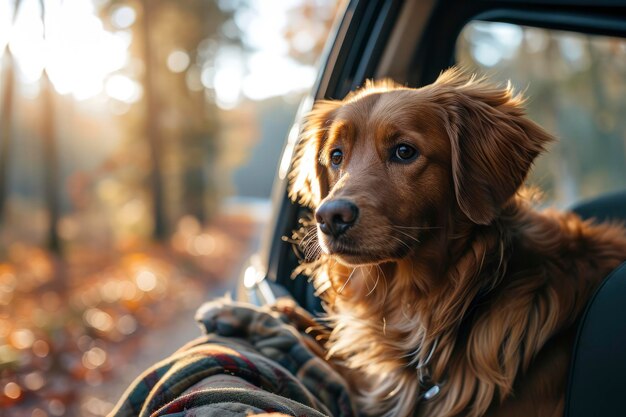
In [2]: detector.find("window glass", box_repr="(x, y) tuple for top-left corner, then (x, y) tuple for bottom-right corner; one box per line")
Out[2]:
(457, 22), (626, 207)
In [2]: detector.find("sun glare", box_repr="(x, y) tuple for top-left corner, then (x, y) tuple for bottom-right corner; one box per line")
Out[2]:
(242, 51), (316, 101)
(2, 0), (331, 107)
(9, 0), (45, 83)
(105, 74), (142, 103)
(5, 0), (130, 101)
(209, 0), (324, 109)
(0, 1), (13, 55)
(213, 45), (244, 109)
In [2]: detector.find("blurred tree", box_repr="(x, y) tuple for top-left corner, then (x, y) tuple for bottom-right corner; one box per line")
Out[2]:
(284, 0), (339, 62)
(100, 0), (233, 240)
(0, 0), (22, 224)
(139, 0), (167, 240)
(148, 0), (226, 226)
(39, 0), (62, 254)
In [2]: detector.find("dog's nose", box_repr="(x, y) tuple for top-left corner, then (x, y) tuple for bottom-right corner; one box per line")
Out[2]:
(315, 199), (359, 237)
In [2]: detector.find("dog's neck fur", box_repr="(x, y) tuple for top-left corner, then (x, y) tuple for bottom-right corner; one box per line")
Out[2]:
(314, 195), (626, 417)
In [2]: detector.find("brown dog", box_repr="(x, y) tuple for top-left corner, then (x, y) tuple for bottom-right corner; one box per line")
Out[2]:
(289, 68), (626, 417)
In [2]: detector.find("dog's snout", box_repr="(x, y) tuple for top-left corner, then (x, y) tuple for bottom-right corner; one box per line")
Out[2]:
(315, 199), (359, 237)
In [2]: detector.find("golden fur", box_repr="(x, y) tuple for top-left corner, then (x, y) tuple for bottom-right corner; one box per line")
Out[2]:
(288, 68), (626, 417)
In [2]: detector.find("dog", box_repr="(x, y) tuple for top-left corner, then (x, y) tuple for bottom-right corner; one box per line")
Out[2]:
(288, 68), (626, 417)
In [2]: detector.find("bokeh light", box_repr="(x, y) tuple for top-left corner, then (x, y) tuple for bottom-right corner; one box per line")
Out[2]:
(0, 1), (338, 415)
(105, 74), (142, 103)
(10, 328), (35, 349)
(167, 49), (190, 73)
(4, 382), (22, 400)
(24, 372), (46, 391)
(32, 340), (50, 358)
(110, 5), (136, 29)
(135, 270), (157, 292)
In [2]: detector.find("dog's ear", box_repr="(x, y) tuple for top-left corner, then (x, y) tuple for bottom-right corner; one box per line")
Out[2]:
(289, 100), (339, 208)
(434, 68), (554, 225)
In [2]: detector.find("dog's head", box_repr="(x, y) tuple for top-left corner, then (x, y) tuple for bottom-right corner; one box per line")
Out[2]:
(290, 68), (553, 266)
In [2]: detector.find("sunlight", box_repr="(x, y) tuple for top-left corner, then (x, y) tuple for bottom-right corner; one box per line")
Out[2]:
(0, 1), (14, 54)
(10, 0), (45, 83)
(214, 67), (242, 109)
(213, 45), (244, 109)
(473, 43), (502, 67)
(6, 0), (130, 100)
(105, 74), (142, 103)
(4, 0), (327, 106)
(210, 0), (326, 107)
(234, 1), (289, 54)
(469, 22), (523, 67)
(242, 51), (316, 100)
(45, 0), (129, 100)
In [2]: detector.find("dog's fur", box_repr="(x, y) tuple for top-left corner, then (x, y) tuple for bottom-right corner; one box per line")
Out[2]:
(288, 68), (626, 417)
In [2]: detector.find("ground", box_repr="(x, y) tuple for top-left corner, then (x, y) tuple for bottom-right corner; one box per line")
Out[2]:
(0, 211), (263, 417)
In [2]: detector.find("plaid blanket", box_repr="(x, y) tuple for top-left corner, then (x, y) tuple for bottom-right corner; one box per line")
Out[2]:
(108, 298), (356, 417)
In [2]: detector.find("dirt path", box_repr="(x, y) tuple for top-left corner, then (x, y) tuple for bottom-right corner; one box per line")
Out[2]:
(92, 211), (263, 416)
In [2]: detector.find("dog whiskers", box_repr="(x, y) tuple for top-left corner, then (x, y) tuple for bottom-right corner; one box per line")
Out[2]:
(388, 235), (412, 251)
(300, 226), (321, 261)
(379, 225), (424, 244)
(338, 266), (359, 294)
(364, 265), (373, 293)
(393, 228), (421, 244)
(375, 264), (389, 302)
(300, 227), (317, 246)
(390, 225), (443, 230)
(366, 265), (381, 297)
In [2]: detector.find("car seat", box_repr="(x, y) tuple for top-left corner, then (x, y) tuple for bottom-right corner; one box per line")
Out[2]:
(565, 190), (626, 417)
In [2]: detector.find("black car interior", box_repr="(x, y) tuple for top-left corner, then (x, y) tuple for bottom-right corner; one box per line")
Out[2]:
(566, 192), (626, 417)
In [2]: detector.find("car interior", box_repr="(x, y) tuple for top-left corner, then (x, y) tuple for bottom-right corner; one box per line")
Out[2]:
(239, 1), (626, 415)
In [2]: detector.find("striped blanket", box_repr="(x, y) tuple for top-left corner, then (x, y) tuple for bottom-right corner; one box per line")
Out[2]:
(108, 298), (357, 417)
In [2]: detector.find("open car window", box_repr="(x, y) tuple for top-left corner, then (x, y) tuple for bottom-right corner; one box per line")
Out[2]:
(456, 21), (626, 207)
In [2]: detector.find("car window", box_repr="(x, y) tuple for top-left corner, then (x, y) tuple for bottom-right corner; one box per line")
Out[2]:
(456, 21), (626, 207)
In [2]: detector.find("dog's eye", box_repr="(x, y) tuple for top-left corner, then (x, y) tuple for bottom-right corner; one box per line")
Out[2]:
(330, 149), (343, 167)
(392, 144), (418, 162)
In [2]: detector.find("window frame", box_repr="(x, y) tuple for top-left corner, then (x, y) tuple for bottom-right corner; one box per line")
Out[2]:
(410, 0), (626, 86)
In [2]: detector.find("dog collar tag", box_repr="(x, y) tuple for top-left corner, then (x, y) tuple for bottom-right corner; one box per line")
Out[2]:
(418, 374), (441, 402)
(423, 384), (440, 400)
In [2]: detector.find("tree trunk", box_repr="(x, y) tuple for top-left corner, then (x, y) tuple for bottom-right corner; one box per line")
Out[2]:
(40, 71), (61, 254)
(0, 0), (23, 223)
(182, 132), (208, 225)
(38, 0), (61, 254)
(0, 50), (16, 223)
(140, 0), (167, 240)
